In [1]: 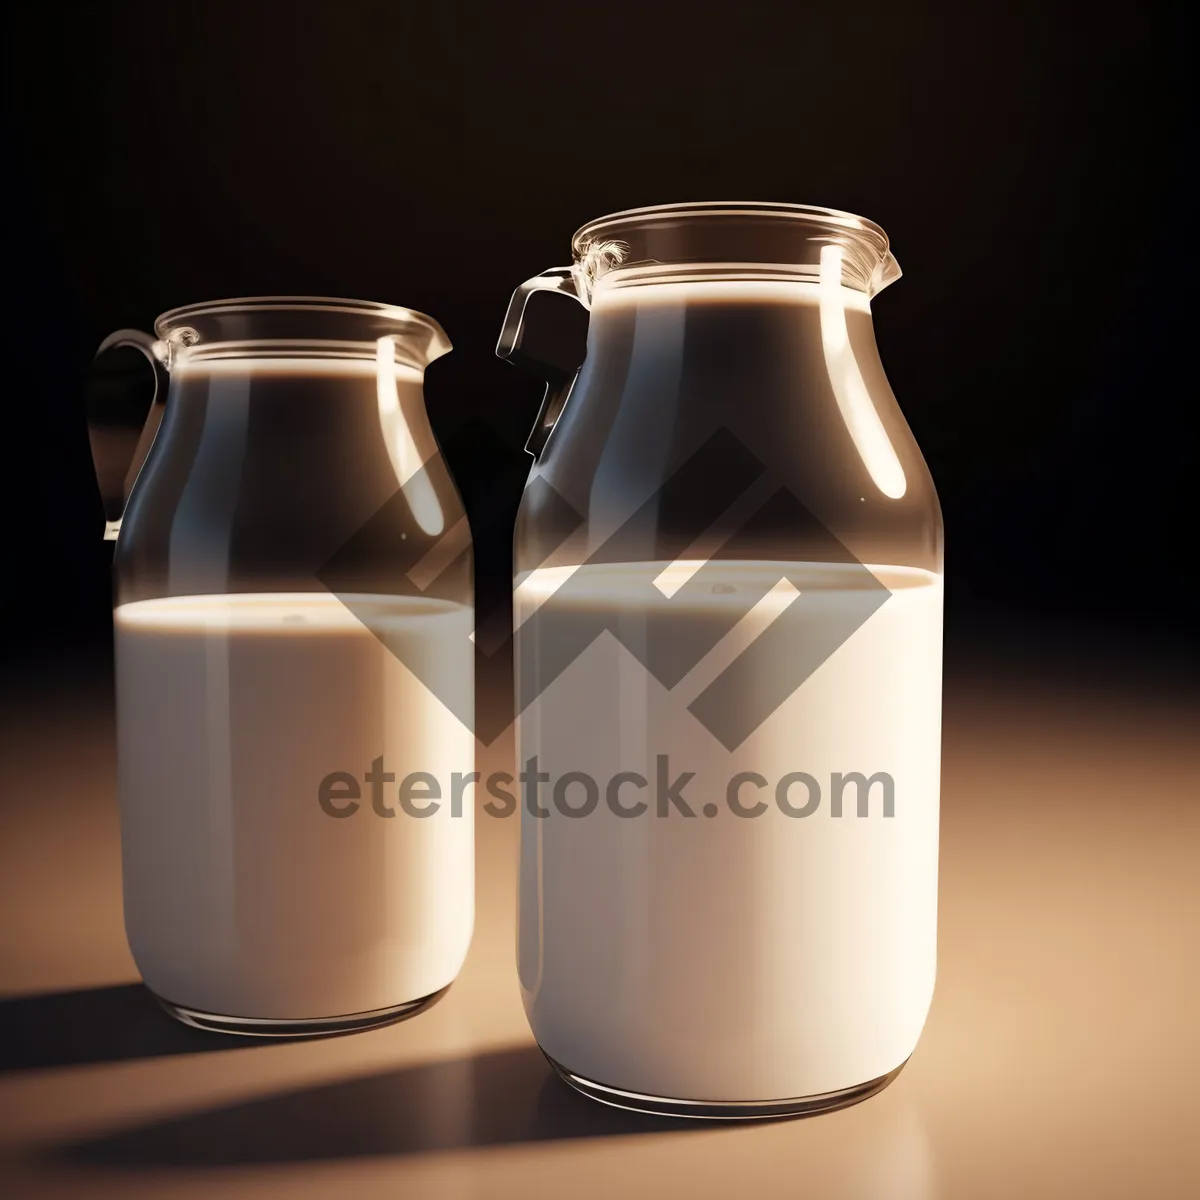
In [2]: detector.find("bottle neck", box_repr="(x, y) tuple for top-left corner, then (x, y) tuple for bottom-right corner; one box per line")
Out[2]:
(118, 355), (466, 603)
(579, 278), (881, 400)
(525, 273), (911, 563)
(587, 276), (873, 321)
(167, 354), (437, 444)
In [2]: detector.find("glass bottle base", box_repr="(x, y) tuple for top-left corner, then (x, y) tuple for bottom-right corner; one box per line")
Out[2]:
(543, 1051), (908, 1120)
(154, 985), (449, 1038)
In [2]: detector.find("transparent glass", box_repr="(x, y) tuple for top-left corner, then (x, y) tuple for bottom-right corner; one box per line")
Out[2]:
(91, 298), (474, 1035)
(498, 203), (943, 1116)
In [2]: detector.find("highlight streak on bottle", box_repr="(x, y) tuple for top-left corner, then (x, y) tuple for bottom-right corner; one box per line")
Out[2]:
(819, 247), (907, 500)
(376, 336), (445, 536)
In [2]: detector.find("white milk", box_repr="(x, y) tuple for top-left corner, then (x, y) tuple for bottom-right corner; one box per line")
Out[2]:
(514, 561), (942, 1101)
(115, 592), (474, 1021)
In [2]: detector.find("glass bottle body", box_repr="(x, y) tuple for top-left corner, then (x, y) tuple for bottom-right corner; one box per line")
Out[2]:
(504, 205), (942, 1113)
(96, 299), (475, 1033)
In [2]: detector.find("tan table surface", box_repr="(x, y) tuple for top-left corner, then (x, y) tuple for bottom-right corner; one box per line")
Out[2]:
(1, 651), (1197, 1199)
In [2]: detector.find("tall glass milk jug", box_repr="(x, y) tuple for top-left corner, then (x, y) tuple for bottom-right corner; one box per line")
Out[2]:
(89, 297), (474, 1034)
(498, 204), (943, 1115)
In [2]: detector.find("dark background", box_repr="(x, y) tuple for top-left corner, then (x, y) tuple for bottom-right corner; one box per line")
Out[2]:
(1, 0), (1192, 675)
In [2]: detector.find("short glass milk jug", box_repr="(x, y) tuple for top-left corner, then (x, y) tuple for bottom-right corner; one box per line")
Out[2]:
(498, 203), (943, 1116)
(90, 297), (475, 1035)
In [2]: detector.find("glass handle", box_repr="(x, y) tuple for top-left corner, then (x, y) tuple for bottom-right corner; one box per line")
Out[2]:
(496, 268), (589, 460)
(89, 329), (170, 541)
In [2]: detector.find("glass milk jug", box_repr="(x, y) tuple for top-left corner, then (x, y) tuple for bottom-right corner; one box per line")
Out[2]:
(89, 297), (474, 1034)
(498, 204), (943, 1115)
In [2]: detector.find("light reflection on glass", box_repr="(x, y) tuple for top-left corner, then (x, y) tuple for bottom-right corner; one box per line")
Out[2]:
(819, 246), (907, 500)
(375, 335), (445, 536)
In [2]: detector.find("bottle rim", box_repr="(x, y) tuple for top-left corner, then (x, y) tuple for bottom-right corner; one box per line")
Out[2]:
(571, 202), (898, 298)
(573, 201), (890, 250)
(151, 296), (451, 365)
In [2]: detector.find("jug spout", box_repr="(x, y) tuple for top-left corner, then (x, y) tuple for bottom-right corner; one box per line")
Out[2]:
(405, 316), (452, 367)
(872, 250), (902, 297)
